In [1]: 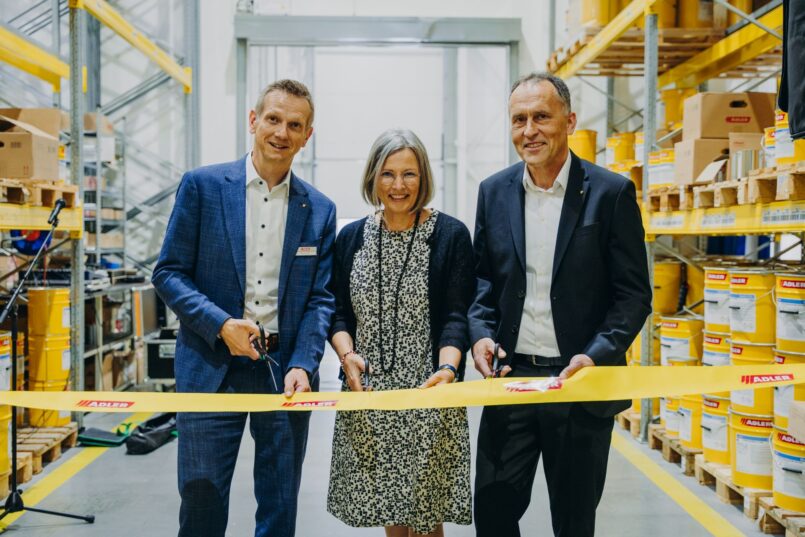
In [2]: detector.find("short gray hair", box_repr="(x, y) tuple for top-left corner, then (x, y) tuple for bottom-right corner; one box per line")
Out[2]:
(361, 129), (434, 213)
(510, 72), (572, 113)
(254, 79), (314, 126)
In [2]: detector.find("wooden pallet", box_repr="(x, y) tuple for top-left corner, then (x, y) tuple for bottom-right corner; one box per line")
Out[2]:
(776, 169), (805, 202)
(17, 422), (78, 474)
(615, 410), (642, 438)
(648, 424), (702, 476)
(757, 496), (805, 535)
(0, 179), (78, 208)
(748, 168), (779, 204)
(692, 180), (749, 209)
(693, 454), (772, 519)
(0, 452), (34, 499)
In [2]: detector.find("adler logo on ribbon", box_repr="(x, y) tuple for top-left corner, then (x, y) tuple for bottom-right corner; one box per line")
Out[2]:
(77, 400), (135, 409)
(280, 400), (337, 408)
(741, 373), (794, 385)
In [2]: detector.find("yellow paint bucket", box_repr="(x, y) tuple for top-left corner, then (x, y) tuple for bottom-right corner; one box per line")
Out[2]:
(772, 427), (805, 510)
(679, 394), (703, 450)
(730, 341), (775, 414)
(704, 267), (731, 333)
(663, 397), (680, 437)
(764, 126), (776, 168)
(569, 129), (597, 163)
(654, 261), (682, 315)
(606, 132), (636, 166)
(678, 0), (713, 27)
(0, 405), (10, 475)
(729, 269), (776, 344)
(660, 316), (704, 366)
(628, 329), (661, 366)
(27, 287), (70, 338)
(634, 0), (677, 29)
(703, 331), (731, 397)
(702, 396), (730, 464)
(661, 88), (697, 129)
(774, 349), (805, 429)
(582, 0), (616, 25)
(28, 335), (71, 384)
(776, 273), (805, 354)
(686, 265), (705, 315)
(727, 0), (752, 26)
(28, 380), (71, 427)
(729, 409), (773, 489)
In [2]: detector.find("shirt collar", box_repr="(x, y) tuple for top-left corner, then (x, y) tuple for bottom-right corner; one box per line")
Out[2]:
(522, 151), (572, 194)
(246, 152), (291, 192)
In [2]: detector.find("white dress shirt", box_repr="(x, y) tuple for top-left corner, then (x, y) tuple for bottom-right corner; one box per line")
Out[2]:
(244, 153), (290, 333)
(514, 152), (572, 356)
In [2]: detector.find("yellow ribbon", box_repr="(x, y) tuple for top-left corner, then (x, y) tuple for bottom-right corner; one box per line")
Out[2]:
(10, 365), (805, 413)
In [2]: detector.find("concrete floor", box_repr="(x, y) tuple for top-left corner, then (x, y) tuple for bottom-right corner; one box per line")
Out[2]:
(0, 350), (773, 536)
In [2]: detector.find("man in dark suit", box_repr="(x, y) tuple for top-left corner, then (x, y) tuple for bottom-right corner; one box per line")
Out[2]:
(152, 79), (336, 537)
(469, 72), (652, 537)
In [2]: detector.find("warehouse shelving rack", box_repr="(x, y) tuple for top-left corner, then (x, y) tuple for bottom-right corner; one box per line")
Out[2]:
(0, 0), (199, 411)
(549, 0), (785, 441)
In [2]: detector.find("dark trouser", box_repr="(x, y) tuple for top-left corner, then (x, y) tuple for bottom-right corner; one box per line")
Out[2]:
(474, 363), (614, 537)
(177, 358), (311, 537)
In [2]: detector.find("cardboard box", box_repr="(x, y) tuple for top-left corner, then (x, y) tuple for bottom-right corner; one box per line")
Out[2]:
(101, 352), (114, 390)
(674, 138), (729, 185)
(682, 92), (777, 141)
(83, 112), (114, 136)
(0, 114), (59, 180)
(728, 132), (763, 180)
(0, 108), (65, 137)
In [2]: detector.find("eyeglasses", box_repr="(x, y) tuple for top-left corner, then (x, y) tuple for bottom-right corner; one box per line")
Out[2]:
(378, 172), (420, 185)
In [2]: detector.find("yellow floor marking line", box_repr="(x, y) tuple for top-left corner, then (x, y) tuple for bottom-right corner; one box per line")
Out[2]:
(0, 412), (153, 531)
(612, 433), (744, 537)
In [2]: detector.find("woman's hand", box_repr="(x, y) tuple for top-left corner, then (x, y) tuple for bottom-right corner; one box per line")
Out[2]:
(419, 368), (455, 389)
(342, 352), (371, 392)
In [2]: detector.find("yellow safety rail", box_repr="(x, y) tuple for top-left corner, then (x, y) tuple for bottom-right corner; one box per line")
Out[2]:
(70, 0), (192, 92)
(658, 5), (782, 89)
(0, 26), (69, 91)
(556, 0), (661, 80)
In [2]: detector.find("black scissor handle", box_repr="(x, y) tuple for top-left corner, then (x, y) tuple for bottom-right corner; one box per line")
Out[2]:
(492, 343), (506, 378)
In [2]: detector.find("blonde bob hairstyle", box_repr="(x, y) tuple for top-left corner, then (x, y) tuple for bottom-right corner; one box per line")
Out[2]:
(361, 129), (434, 214)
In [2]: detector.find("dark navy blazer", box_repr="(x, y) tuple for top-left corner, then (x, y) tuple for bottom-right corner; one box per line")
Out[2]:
(152, 156), (336, 394)
(468, 152), (652, 417)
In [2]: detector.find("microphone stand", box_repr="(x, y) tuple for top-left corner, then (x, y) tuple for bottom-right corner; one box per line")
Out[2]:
(0, 199), (94, 524)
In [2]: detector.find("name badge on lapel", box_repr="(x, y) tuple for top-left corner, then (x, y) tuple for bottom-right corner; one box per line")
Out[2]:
(296, 246), (317, 257)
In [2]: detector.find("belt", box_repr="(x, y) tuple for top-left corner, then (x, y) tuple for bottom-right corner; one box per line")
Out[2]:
(264, 332), (279, 353)
(514, 353), (567, 367)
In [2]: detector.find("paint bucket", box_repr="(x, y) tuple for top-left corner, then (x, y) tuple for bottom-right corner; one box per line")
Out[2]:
(664, 397), (680, 437)
(702, 395), (730, 464)
(28, 335), (70, 384)
(628, 327), (662, 367)
(704, 267), (731, 333)
(0, 405), (11, 476)
(569, 129), (597, 163)
(27, 287), (70, 337)
(28, 380), (70, 427)
(703, 331), (731, 398)
(686, 265), (705, 315)
(773, 349), (805, 429)
(661, 88), (697, 129)
(660, 316), (703, 366)
(727, 0), (753, 26)
(772, 427), (805, 510)
(776, 273), (805, 354)
(764, 126), (776, 168)
(730, 341), (775, 414)
(606, 132), (636, 166)
(776, 110), (805, 168)
(655, 261), (683, 315)
(729, 409), (773, 489)
(582, 0), (617, 25)
(633, 0), (678, 29)
(679, 394), (703, 450)
(729, 269), (776, 344)
(678, 0), (713, 27)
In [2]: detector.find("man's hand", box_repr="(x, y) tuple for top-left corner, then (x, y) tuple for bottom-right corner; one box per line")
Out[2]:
(559, 354), (595, 380)
(283, 367), (311, 397)
(219, 319), (260, 360)
(472, 338), (510, 378)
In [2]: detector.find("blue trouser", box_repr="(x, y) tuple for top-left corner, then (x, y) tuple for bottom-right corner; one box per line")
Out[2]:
(177, 358), (311, 537)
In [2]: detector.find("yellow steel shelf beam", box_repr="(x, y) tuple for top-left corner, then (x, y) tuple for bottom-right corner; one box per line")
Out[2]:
(70, 0), (192, 92)
(0, 203), (83, 238)
(0, 26), (69, 91)
(555, 0), (660, 79)
(658, 5), (782, 89)
(645, 199), (805, 238)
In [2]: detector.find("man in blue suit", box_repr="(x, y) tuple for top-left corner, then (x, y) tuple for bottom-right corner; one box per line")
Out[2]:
(152, 79), (336, 537)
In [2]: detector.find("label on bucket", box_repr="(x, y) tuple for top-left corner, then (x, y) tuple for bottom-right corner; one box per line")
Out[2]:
(62, 306), (70, 329)
(730, 293), (756, 334)
(736, 434), (773, 476)
(776, 385), (793, 419)
(703, 349), (730, 367)
(660, 398), (667, 423)
(62, 349), (70, 371)
(678, 407), (693, 442)
(778, 298), (805, 342)
(661, 336), (692, 366)
(702, 413), (727, 451)
(705, 289), (730, 327)
(732, 389), (755, 409)
(666, 406), (679, 433)
(773, 450), (805, 500)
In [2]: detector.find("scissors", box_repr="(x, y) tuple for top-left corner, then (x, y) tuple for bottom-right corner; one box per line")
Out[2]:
(362, 356), (371, 391)
(252, 325), (280, 392)
(491, 343), (507, 378)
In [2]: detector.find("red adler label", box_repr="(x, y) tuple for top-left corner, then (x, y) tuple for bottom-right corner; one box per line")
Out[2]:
(704, 336), (722, 345)
(77, 400), (135, 409)
(726, 116), (751, 124)
(662, 322), (679, 329)
(703, 399), (719, 409)
(780, 433), (805, 446)
(742, 418), (772, 428)
(741, 373), (794, 385)
(731, 277), (748, 285)
(781, 279), (805, 289)
(280, 400), (337, 408)
(707, 273), (727, 281)
(776, 355), (786, 364)
(732, 346), (744, 355)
